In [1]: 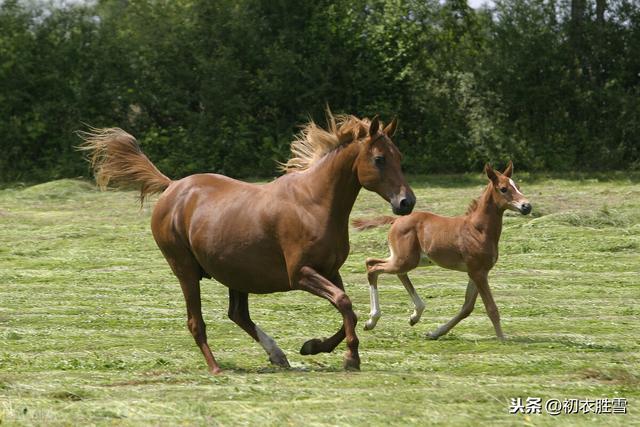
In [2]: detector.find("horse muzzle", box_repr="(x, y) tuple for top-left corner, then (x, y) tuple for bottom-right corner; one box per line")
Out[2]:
(391, 193), (416, 216)
(519, 203), (532, 215)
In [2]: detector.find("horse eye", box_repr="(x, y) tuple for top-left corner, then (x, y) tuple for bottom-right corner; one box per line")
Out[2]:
(500, 187), (508, 193)
(374, 156), (385, 166)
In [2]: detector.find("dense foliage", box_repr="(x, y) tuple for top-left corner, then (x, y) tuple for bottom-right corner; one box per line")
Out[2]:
(1, 0), (639, 181)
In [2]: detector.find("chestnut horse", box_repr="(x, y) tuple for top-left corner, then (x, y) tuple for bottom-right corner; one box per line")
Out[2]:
(353, 162), (530, 340)
(79, 113), (415, 373)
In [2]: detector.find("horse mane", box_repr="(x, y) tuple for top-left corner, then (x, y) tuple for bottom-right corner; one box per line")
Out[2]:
(279, 111), (371, 173)
(466, 182), (495, 215)
(466, 199), (479, 215)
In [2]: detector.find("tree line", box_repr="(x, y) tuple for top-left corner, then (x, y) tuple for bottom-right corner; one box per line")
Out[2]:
(1, 0), (638, 182)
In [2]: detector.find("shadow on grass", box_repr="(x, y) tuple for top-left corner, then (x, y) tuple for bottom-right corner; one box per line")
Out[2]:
(230, 364), (345, 375)
(435, 334), (624, 352)
(507, 336), (625, 352)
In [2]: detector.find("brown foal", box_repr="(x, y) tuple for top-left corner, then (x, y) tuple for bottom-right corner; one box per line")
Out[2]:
(79, 113), (415, 373)
(353, 162), (531, 340)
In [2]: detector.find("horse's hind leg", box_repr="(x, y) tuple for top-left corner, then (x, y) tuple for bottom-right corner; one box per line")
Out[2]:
(398, 274), (426, 326)
(427, 279), (478, 340)
(178, 275), (221, 374)
(300, 273), (346, 355)
(160, 246), (221, 374)
(228, 289), (290, 368)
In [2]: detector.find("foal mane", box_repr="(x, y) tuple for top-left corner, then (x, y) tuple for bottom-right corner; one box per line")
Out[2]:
(279, 112), (371, 173)
(465, 182), (495, 215)
(466, 199), (479, 215)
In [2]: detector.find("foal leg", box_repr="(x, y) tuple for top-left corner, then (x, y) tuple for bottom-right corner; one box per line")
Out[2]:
(296, 267), (360, 370)
(426, 279), (478, 340)
(300, 273), (346, 355)
(364, 251), (419, 330)
(470, 271), (505, 340)
(398, 274), (426, 326)
(228, 289), (290, 368)
(363, 257), (385, 330)
(178, 277), (221, 374)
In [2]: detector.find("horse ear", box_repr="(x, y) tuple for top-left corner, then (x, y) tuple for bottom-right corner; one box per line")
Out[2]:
(485, 163), (498, 183)
(383, 117), (398, 137)
(503, 160), (513, 177)
(369, 116), (380, 137)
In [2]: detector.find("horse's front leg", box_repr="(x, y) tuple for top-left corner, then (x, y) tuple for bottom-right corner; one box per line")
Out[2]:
(299, 272), (348, 356)
(363, 257), (386, 330)
(295, 267), (360, 370)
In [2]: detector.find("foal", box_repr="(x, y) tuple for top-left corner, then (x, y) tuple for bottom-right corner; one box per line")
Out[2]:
(353, 162), (531, 340)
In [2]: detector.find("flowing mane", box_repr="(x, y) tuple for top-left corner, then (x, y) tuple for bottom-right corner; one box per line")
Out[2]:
(280, 112), (372, 173)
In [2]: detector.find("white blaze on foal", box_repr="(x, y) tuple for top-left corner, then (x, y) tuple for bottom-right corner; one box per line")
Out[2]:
(509, 178), (523, 195)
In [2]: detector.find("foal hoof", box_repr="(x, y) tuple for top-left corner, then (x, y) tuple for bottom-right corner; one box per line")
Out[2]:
(208, 366), (224, 375)
(425, 331), (440, 340)
(300, 338), (323, 355)
(409, 316), (421, 326)
(343, 356), (360, 371)
(363, 319), (377, 331)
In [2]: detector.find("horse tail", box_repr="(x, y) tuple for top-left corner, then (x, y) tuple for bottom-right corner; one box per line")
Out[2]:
(351, 216), (396, 231)
(77, 127), (172, 204)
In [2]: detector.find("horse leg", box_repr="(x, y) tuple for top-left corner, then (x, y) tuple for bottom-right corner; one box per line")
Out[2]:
(398, 273), (426, 326)
(363, 258), (385, 330)
(427, 279), (478, 340)
(296, 266), (360, 370)
(364, 251), (419, 330)
(470, 272), (505, 340)
(178, 276), (221, 374)
(227, 289), (290, 367)
(300, 273), (346, 355)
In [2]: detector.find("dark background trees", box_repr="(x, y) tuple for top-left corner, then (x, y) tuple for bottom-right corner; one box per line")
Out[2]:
(1, 0), (638, 182)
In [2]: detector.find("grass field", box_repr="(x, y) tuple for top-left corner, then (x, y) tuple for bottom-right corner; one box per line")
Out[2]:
(1, 173), (638, 426)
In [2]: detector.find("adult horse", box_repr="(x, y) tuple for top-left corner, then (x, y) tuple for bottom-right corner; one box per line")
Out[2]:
(79, 113), (415, 373)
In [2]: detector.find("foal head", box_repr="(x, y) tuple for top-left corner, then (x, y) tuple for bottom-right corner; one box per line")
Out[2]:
(355, 117), (415, 215)
(485, 161), (532, 215)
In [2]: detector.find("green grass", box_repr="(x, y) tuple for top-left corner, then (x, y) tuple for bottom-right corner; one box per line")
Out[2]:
(1, 174), (638, 426)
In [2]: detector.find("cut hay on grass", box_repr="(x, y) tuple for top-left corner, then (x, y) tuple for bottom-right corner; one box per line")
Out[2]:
(1, 174), (638, 426)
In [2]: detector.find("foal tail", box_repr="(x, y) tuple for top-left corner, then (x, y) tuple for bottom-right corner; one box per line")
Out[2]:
(351, 216), (396, 231)
(77, 128), (172, 204)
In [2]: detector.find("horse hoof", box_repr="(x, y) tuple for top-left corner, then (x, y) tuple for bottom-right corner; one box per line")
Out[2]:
(363, 319), (376, 330)
(300, 338), (322, 355)
(209, 367), (223, 375)
(426, 332), (439, 340)
(269, 354), (291, 368)
(409, 317), (420, 326)
(343, 357), (360, 371)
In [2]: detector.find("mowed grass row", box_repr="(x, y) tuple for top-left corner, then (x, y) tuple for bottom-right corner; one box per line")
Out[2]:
(0, 174), (638, 426)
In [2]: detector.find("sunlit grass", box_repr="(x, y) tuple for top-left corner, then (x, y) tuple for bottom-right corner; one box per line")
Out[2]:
(1, 175), (638, 426)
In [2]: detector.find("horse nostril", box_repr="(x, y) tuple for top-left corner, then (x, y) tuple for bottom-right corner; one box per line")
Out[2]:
(521, 203), (532, 215)
(396, 196), (415, 215)
(400, 196), (415, 210)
